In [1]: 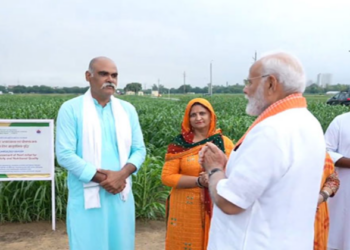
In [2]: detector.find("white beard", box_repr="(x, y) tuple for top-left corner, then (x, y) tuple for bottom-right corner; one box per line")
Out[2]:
(245, 83), (269, 116)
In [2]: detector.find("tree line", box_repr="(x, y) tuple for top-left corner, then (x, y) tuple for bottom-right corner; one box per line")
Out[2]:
(125, 82), (350, 95)
(0, 85), (89, 94)
(0, 83), (349, 95)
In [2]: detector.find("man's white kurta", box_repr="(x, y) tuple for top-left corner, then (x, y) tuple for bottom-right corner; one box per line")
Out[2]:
(325, 112), (350, 250)
(208, 108), (325, 250)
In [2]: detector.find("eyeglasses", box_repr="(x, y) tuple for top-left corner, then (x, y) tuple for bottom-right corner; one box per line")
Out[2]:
(243, 74), (270, 86)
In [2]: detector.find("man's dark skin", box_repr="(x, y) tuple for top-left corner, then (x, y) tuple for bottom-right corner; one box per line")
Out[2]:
(334, 157), (350, 169)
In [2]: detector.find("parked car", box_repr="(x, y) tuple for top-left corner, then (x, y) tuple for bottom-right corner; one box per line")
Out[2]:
(326, 91), (350, 106)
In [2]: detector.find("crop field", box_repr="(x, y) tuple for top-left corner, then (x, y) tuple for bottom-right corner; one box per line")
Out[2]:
(0, 94), (349, 222)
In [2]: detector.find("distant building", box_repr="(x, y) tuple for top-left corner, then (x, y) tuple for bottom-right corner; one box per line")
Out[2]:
(138, 91), (144, 96)
(317, 73), (332, 88)
(125, 91), (135, 95)
(0, 91), (2, 95)
(151, 90), (159, 97)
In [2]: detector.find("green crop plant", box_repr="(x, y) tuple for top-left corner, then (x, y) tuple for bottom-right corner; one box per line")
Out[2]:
(0, 94), (348, 222)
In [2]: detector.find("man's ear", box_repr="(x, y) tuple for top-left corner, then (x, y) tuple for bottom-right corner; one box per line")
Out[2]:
(85, 71), (91, 81)
(267, 75), (278, 95)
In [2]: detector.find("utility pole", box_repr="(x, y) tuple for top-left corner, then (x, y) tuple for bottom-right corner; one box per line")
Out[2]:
(252, 51), (257, 62)
(209, 61), (213, 96)
(158, 79), (160, 95)
(183, 71), (186, 94)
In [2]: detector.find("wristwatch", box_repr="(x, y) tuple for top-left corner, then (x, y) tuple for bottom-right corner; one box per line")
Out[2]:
(208, 168), (222, 178)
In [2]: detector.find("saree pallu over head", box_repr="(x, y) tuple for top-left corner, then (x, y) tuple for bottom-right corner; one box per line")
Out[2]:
(165, 98), (225, 218)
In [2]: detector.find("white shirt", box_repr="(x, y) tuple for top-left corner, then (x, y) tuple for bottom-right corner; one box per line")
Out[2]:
(208, 108), (326, 250)
(325, 112), (350, 250)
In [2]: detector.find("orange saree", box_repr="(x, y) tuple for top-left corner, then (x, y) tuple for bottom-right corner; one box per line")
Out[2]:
(161, 98), (234, 250)
(314, 155), (339, 250)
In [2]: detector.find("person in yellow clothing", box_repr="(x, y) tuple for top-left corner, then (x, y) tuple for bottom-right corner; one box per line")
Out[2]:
(161, 98), (234, 250)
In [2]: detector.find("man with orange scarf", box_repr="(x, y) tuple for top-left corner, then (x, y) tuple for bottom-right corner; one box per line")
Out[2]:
(199, 52), (327, 250)
(161, 98), (234, 250)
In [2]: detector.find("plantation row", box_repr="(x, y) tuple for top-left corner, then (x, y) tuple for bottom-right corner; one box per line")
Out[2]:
(0, 94), (348, 222)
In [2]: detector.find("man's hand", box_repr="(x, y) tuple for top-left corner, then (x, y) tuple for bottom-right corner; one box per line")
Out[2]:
(98, 169), (127, 195)
(199, 142), (227, 172)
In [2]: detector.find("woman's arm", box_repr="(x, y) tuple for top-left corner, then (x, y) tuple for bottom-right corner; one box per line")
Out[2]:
(318, 172), (340, 205)
(161, 157), (205, 189)
(161, 156), (207, 189)
(323, 172), (340, 197)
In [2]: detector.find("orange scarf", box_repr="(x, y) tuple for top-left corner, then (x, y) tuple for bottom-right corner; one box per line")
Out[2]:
(235, 93), (306, 148)
(165, 98), (221, 159)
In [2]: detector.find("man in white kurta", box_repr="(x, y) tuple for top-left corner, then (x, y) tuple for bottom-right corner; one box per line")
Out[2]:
(325, 112), (350, 250)
(55, 57), (146, 250)
(200, 52), (326, 250)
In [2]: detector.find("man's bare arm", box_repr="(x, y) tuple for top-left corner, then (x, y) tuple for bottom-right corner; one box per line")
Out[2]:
(335, 157), (350, 169)
(91, 172), (107, 183)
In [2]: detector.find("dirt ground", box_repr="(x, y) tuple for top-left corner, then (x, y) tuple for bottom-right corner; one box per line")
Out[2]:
(0, 220), (165, 250)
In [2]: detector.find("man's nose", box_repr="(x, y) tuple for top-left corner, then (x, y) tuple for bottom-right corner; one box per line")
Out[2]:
(106, 74), (113, 82)
(243, 86), (248, 95)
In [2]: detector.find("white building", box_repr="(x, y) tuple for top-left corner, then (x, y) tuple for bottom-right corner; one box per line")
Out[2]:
(317, 73), (332, 88)
(151, 90), (159, 97)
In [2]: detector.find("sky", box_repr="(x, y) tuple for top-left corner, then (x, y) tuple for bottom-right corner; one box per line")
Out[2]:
(0, 0), (349, 89)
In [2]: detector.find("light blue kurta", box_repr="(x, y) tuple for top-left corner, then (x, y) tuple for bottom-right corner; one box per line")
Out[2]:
(55, 95), (146, 250)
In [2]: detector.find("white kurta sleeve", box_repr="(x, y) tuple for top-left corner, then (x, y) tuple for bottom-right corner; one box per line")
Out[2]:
(216, 125), (288, 209)
(325, 117), (344, 163)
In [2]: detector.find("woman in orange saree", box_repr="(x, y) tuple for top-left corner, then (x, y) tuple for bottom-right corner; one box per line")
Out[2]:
(314, 154), (340, 250)
(161, 98), (234, 250)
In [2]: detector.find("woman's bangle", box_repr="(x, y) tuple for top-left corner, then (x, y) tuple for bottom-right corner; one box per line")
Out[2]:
(196, 177), (204, 188)
(320, 190), (329, 202)
(323, 190), (331, 197)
